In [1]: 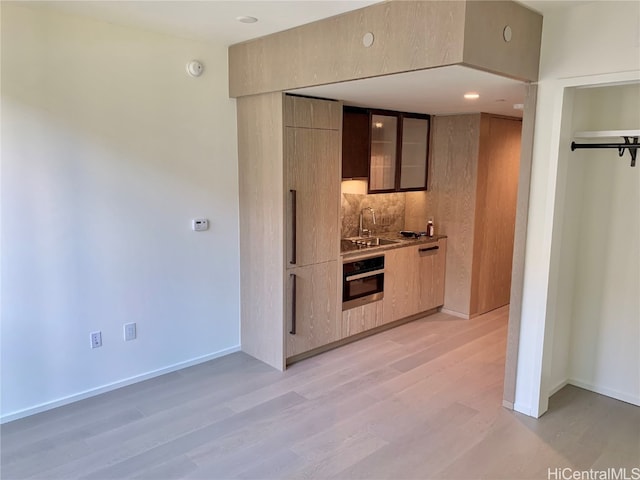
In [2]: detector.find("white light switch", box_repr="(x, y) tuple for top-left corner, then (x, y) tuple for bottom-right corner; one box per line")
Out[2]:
(192, 218), (209, 231)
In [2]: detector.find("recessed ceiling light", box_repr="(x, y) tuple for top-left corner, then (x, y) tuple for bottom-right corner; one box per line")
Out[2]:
(236, 16), (258, 24)
(374, 122), (383, 128)
(464, 92), (480, 100)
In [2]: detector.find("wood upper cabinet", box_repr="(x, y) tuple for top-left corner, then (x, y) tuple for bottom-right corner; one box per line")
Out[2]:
(341, 107), (370, 179)
(369, 112), (399, 191)
(285, 96), (341, 268)
(383, 239), (447, 324)
(399, 115), (430, 190)
(342, 106), (430, 192)
(286, 261), (340, 358)
(284, 95), (341, 130)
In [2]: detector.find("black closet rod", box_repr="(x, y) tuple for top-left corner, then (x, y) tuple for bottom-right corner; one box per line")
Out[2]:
(570, 136), (638, 167)
(571, 142), (635, 149)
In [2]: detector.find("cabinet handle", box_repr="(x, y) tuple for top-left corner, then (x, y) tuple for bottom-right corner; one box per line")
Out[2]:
(419, 246), (439, 253)
(290, 273), (297, 335)
(290, 189), (297, 265)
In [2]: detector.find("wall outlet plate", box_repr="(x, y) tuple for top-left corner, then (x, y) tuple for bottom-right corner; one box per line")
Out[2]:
(90, 331), (102, 349)
(124, 323), (136, 341)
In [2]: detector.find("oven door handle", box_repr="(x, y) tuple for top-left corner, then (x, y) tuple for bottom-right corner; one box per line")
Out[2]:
(345, 269), (385, 282)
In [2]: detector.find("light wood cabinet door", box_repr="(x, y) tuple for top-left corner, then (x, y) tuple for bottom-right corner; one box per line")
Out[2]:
(284, 95), (341, 130)
(383, 241), (447, 324)
(418, 239), (447, 312)
(286, 261), (340, 358)
(342, 300), (384, 338)
(382, 246), (421, 324)
(471, 115), (521, 315)
(285, 127), (340, 268)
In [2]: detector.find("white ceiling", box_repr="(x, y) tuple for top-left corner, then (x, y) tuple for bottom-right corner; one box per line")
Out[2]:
(291, 66), (528, 117)
(28, 0), (586, 117)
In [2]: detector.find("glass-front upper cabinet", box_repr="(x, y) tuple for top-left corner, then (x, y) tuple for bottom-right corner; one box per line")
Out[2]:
(399, 115), (430, 190)
(369, 113), (398, 192)
(367, 110), (430, 193)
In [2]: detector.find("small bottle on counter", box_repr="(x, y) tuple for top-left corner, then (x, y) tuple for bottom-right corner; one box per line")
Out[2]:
(427, 218), (435, 237)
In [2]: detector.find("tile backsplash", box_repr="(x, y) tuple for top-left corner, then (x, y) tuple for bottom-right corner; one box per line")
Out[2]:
(341, 192), (406, 238)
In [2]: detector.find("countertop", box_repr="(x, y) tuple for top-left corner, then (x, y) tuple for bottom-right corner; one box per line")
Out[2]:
(341, 234), (447, 261)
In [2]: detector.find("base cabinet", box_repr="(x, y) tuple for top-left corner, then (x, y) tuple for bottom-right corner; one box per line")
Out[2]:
(382, 246), (421, 324)
(286, 261), (340, 359)
(417, 240), (447, 312)
(383, 239), (447, 324)
(341, 300), (384, 337)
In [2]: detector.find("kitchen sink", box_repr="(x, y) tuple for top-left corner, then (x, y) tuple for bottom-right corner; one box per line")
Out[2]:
(347, 237), (399, 247)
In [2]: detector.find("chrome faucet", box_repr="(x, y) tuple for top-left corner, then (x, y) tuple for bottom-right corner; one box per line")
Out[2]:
(359, 207), (376, 237)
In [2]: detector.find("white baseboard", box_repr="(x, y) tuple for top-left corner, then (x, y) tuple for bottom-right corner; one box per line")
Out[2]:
(1, 345), (241, 424)
(548, 379), (569, 397)
(568, 379), (640, 407)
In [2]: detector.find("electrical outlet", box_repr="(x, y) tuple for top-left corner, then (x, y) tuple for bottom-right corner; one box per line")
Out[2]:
(124, 322), (136, 341)
(90, 331), (102, 349)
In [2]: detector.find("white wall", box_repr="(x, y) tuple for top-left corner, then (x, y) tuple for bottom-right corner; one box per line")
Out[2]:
(514, 1), (640, 416)
(1, 5), (240, 421)
(566, 85), (639, 405)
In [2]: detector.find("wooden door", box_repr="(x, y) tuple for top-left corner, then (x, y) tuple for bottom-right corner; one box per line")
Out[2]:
(286, 261), (340, 358)
(471, 115), (521, 315)
(285, 127), (340, 268)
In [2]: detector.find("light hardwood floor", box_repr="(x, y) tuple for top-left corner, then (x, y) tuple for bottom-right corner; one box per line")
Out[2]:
(2, 307), (639, 479)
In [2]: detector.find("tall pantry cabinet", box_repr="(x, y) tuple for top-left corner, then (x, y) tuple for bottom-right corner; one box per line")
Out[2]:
(430, 113), (522, 318)
(237, 93), (341, 370)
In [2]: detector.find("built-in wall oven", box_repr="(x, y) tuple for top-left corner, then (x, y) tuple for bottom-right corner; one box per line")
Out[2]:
(342, 255), (385, 310)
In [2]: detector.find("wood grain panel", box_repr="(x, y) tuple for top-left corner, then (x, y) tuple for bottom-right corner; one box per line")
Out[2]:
(430, 114), (481, 316)
(229, 1), (466, 97)
(463, 1), (542, 82)
(284, 95), (341, 130)
(403, 191), (428, 232)
(285, 127), (340, 267)
(471, 115), (522, 315)
(382, 246), (421, 324)
(342, 300), (384, 338)
(418, 238), (447, 312)
(286, 261), (340, 358)
(237, 93), (285, 370)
